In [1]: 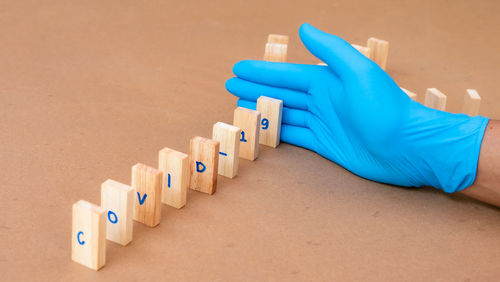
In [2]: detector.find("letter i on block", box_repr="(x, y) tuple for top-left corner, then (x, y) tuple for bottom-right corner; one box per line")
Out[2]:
(158, 148), (189, 209)
(424, 88), (447, 111)
(257, 96), (283, 148)
(189, 136), (219, 194)
(233, 107), (261, 160)
(101, 179), (134, 246)
(212, 122), (241, 178)
(132, 163), (162, 227)
(72, 200), (106, 271)
(367, 37), (389, 70)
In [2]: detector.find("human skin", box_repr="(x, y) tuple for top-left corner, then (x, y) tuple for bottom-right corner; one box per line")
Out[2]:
(461, 120), (500, 207)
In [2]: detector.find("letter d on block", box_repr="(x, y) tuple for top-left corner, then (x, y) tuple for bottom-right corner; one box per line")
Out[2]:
(189, 136), (219, 195)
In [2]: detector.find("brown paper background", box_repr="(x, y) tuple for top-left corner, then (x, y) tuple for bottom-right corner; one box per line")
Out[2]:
(1, 0), (500, 281)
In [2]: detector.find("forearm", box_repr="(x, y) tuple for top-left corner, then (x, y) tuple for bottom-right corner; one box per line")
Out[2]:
(460, 120), (500, 207)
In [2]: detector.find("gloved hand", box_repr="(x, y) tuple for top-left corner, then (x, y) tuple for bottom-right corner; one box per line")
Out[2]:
(225, 23), (489, 193)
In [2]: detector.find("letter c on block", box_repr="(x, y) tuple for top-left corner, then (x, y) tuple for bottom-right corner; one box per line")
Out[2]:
(196, 161), (206, 173)
(77, 231), (85, 245)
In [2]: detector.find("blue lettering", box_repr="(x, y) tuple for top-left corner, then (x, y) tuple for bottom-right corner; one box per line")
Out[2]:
(77, 231), (85, 245)
(107, 211), (118, 224)
(167, 173), (171, 188)
(137, 192), (147, 205)
(196, 161), (206, 173)
(261, 118), (269, 130)
(240, 131), (248, 142)
(219, 152), (227, 156)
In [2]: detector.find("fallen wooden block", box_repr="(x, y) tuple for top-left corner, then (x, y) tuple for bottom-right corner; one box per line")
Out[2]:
(367, 37), (389, 70)
(462, 89), (481, 116)
(72, 200), (106, 271)
(352, 44), (372, 59)
(424, 88), (447, 111)
(233, 107), (261, 161)
(189, 136), (220, 195)
(264, 43), (287, 62)
(257, 96), (283, 148)
(101, 179), (134, 246)
(317, 62), (327, 66)
(401, 87), (417, 100)
(132, 163), (162, 227)
(267, 34), (289, 44)
(158, 148), (189, 209)
(212, 122), (241, 179)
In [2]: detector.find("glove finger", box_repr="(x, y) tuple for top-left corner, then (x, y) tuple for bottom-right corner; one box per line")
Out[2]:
(281, 124), (318, 152)
(226, 77), (309, 110)
(232, 60), (322, 92)
(299, 23), (371, 79)
(237, 98), (312, 128)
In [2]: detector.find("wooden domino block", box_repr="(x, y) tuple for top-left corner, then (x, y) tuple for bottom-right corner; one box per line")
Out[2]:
(264, 43), (287, 62)
(367, 37), (389, 70)
(72, 200), (106, 271)
(233, 107), (261, 161)
(401, 87), (417, 100)
(267, 34), (289, 44)
(317, 62), (327, 66)
(132, 163), (162, 227)
(158, 147), (189, 209)
(351, 44), (372, 59)
(101, 179), (134, 246)
(424, 88), (447, 111)
(462, 89), (481, 116)
(212, 122), (241, 178)
(189, 136), (220, 195)
(257, 96), (283, 148)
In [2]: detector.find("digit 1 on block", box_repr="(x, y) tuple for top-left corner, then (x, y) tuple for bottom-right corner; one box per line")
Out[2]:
(212, 122), (241, 179)
(233, 107), (261, 161)
(71, 200), (106, 271)
(100, 179), (134, 246)
(132, 163), (162, 227)
(257, 96), (283, 148)
(189, 136), (219, 195)
(158, 147), (189, 209)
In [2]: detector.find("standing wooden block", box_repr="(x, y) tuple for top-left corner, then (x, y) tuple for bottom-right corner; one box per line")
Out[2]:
(257, 96), (283, 148)
(132, 163), (162, 227)
(401, 87), (417, 100)
(189, 136), (220, 195)
(233, 107), (261, 161)
(101, 179), (134, 246)
(212, 122), (241, 179)
(264, 43), (287, 62)
(352, 44), (372, 59)
(367, 37), (389, 70)
(267, 34), (289, 44)
(71, 200), (106, 271)
(158, 147), (189, 209)
(462, 89), (481, 116)
(424, 88), (447, 111)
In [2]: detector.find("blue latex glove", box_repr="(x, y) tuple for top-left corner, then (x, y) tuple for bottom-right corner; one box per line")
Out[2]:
(225, 23), (489, 193)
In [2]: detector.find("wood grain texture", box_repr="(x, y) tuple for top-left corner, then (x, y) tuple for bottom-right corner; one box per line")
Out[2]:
(158, 147), (189, 209)
(462, 89), (481, 116)
(71, 200), (106, 271)
(189, 136), (220, 195)
(367, 37), (389, 70)
(351, 44), (372, 59)
(212, 122), (241, 178)
(101, 179), (134, 246)
(267, 34), (289, 44)
(233, 107), (261, 161)
(263, 43), (287, 62)
(424, 88), (447, 111)
(401, 87), (417, 100)
(257, 96), (283, 148)
(132, 163), (162, 227)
